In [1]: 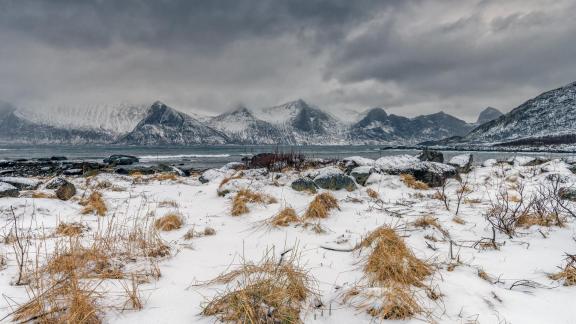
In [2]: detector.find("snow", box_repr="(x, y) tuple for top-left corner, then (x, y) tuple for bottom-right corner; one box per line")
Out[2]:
(448, 154), (471, 167)
(0, 181), (17, 191)
(1, 157), (576, 323)
(0, 176), (42, 189)
(341, 156), (375, 167)
(302, 166), (343, 179)
(374, 154), (421, 171)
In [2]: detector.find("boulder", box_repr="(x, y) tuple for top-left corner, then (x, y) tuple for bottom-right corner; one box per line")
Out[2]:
(375, 155), (457, 187)
(44, 177), (68, 189)
(340, 156), (375, 173)
(50, 156), (67, 161)
(0, 182), (19, 198)
(55, 180), (76, 200)
(314, 173), (357, 191)
(448, 154), (473, 173)
(0, 176), (42, 190)
(350, 166), (374, 186)
(417, 150), (444, 163)
(63, 168), (83, 176)
(103, 154), (139, 165)
(558, 187), (576, 202)
(290, 178), (318, 193)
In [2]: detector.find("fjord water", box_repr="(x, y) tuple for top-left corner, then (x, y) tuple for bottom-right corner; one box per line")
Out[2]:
(0, 144), (572, 169)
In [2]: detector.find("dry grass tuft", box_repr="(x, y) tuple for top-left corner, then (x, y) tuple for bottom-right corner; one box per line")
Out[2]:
(269, 208), (300, 227)
(158, 200), (179, 208)
(55, 222), (85, 236)
(80, 192), (107, 216)
(400, 174), (429, 190)
(219, 172), (244, 189)
(360, 227), (431, 287)
(204, 227), (216, 236)
(452, 216), (466, 225)
(366, 188), (380, 200)
(231, 189), (277, 216)
(183, 227), (217, 240)
(154, 213), (184, 231)
(549, 256), (576, 286)
(303, 192), (339, 219)
(201, 250), (316, 323)
(31, 191), (56, 199)
(516, 213), (565, 228)
(412, 216), (448, 237)
(152, 172), (178, 181)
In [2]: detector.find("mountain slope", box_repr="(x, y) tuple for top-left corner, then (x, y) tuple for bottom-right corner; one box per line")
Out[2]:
(0, 108), (114, 144)
(463, 82), (576, 144)
(476, 107), (503, 124)
(349, 108), (474, 144)
(119, 101), (228, 145)
(207, 106), (291, 144)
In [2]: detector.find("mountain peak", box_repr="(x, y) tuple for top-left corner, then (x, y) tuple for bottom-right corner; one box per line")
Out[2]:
(476, 106), (503, 124)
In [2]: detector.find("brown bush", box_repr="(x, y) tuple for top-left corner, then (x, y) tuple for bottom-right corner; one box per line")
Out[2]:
(400, 174), (429, 190)
(154, 213), (184, 231)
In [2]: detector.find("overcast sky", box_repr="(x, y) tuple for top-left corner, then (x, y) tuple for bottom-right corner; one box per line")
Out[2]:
(1, 0), (575, 121)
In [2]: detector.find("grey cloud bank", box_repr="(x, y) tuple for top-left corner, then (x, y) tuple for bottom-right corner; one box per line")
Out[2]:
(0, 0), (575, 121)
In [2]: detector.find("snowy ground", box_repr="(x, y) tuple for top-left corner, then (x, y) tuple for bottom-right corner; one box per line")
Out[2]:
(1, 156), (575, 323)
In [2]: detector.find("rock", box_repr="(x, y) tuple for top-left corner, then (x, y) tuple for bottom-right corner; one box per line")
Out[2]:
(313, 171), (357, 191)
(199, 168), (231, 184)
(562, 156), (576, 165)
(0, 182), (19, 198)
(44, 177), (68, 189)
(291, 178), (318, 193)
(248, 153), (305, 171)
(350, 166), (374, 186)
(417, 150), (444, 163)
(448, 154), (473, 173)
(103, 154), (139, 165)
(55, 180), (76, 200)
(63, 168), (83, 176)
(50, 156), (67, 161)
(375, 155), (457, 187)
(0, 176), (42, 190)
(223, 162), (246, 171)
(508, 156), (548, 167)
(341, 156), (375, 172)
(482, 159), (498, 167)
(558, 187), (576, 201)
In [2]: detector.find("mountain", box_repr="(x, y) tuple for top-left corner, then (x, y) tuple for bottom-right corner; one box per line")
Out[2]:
(16, 103), (148, 135)
(118, 101), (228, 145)
(255, 99), (346, 144)
(207, 106), (290, 144)
(461, 82), (576, 145)
(476, 107), (503, 124)
(349, 108), (474, 144)
(0, 105), (114, 144)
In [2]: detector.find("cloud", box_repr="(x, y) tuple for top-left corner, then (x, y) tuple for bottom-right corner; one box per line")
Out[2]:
(0, 0), (575, 121)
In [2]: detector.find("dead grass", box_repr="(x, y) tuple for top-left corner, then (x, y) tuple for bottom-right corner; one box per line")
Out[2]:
(231, 189), (277, 216)
(549, 256), (576, 286)
(219, 172), (244, 189)
(303, 192), (339, 219)
(400, 174), (429, 190)
(55, 222), (85, 236)
(201, 250), (316, 323)
(412, 216), (449, 237)
(269, 207), (300, 227)
(366, 188), (380, 200)
(183, 227), (217, 240)
(31, 191), (56, 199)
(151, 172), (178, 181)
(158, 200), (179, 208)
(452, 216), (466, 225)
(154, 213), (184, 231)
(359, 227), (431, 287)
(80, 192), (107, 216)
(516, 213), (565, 228)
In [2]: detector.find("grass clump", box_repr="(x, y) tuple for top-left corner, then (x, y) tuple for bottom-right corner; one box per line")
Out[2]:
(55, 222), (85, 236)
(201, 250), (317, 323)
(303, 192), (339, 219)
(80, 192), (107, 216)
(152, 172), (178, 181)
(516, 212), (565, 228)
(269, 207), (300, 227)
(549, 256), (576, 286)
(231, 189), (277, 216)
(400, 174), (429, 190)
(366, 188), (380, 200)
(154, 213), (184, 231)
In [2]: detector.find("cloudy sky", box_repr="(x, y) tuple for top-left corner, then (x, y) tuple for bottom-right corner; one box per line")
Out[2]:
(1, 0), (575, 121)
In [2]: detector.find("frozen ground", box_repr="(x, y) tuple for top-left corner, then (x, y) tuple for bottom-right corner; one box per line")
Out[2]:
(1, 156), (575, 323)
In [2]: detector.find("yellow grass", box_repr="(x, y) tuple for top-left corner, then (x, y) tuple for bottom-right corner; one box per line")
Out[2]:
(269, 207), (300, 226)
(55, 222), (85, 236)
(80, 192), (107, 216)
(231, 189), (277, 216)
(400, 174), (429, 190)
(154, 213), (184, 231)
(366, 188), (380, 200)
(303, 192), (339, 219)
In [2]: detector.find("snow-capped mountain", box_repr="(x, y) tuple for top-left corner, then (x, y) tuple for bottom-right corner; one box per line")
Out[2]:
(118, 101), (229, 145)
(462, 82), (576, 145)
(16, 103), (148, 135)
(255, 99), (346, 144)
(348, 108), (474, 144)
(0, 106), (114, 144)
(207, 106), (290, 144)
(475, 107), (503, 125)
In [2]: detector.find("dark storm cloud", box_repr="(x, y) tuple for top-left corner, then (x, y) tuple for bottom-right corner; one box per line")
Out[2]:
(0, 0), (575, 120)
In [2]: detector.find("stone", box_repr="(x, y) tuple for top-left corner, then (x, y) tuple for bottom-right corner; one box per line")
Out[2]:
(0, 182), (19, 198)
(558, 187), (576, 201)
(350, 166), (374, 186)
(103, 154), (139, 165)
(314, 173), (357, 191)
(375, 155), (457, 187)
(448, 154), (473, 173)
(55, 180), (76, 200)
(44, 177), (68, 189)
(417, 150), (444, 163)
(290, 178), (318, 193)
